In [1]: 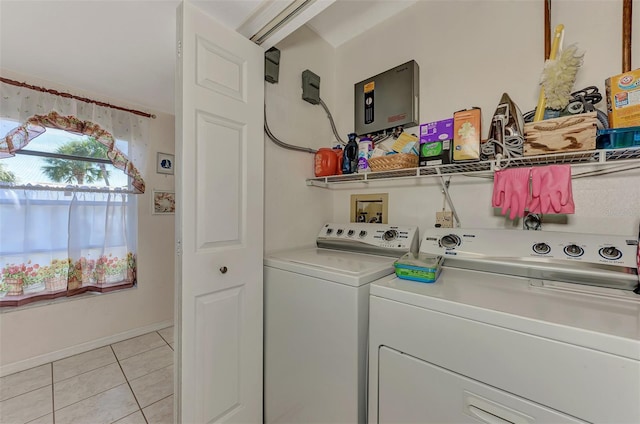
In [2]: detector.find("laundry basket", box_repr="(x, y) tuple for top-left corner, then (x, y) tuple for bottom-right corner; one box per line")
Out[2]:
(368, 154), (418, 172)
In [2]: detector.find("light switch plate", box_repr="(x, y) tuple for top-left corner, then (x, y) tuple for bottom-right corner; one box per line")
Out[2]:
(350, 193), (388, 224)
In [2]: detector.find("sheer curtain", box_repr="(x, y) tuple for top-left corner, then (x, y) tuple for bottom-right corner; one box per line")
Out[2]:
(0, 190), (137, 304)
(0, 81), (146, 307)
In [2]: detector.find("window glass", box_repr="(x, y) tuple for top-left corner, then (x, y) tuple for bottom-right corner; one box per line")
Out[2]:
(0, 118), (129, 188)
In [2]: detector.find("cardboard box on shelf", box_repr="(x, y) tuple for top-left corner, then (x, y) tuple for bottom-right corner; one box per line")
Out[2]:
(452, 108), (481, 161)
(419, 118), (453, 166)
(606, 68), (640, 128)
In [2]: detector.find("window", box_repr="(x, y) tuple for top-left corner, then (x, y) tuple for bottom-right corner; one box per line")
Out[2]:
(0, 119), (130, 187)
(0, 111), (144, 307)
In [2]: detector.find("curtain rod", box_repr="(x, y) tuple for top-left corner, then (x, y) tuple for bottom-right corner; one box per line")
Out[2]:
(0, 77), (156, 119)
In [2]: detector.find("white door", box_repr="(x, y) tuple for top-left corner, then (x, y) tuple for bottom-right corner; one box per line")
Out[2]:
(175, 1), (264, 423)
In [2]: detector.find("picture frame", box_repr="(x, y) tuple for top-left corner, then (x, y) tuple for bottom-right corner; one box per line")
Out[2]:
(152, 190), (176, 215)
(156, 152), (175, 175)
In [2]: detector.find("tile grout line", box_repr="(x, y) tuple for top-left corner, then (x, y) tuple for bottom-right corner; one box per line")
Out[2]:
(51, 382), (128, 414)
(157, 329), (175, 352)
(110, 344), (148, 424)
(0, 382), (51, 403)
(114, 345), (164, 363)
(5, 330), (171, 424)
(52, 345), (172, 409)
(112, 330), (172, 362)
(17, 364), (55, 424)
(139, 393), (173, 422)
(53, 358), (118, 385)
(118, 346), (174, 383)
(111, 410), (146, 424)
(51, 362), (56, 424)
(51, 359), (127, 413)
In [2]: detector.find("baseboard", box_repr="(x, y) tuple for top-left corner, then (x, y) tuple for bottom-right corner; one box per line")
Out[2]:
(0, 319), (174, 377)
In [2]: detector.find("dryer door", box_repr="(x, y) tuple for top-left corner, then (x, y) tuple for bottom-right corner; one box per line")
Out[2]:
(377, 346), (587, 424)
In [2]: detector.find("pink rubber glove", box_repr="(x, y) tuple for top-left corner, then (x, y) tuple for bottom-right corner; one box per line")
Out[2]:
(530, 165), (574, 214)
(493, 168), (531, 219)
(492, 169), (508, 208)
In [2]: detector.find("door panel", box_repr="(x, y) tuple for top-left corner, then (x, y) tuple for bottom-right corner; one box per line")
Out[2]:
(195, 111), (244, 249)
(176, 1), (264, 423)
(196, 36), (246, 101)
(195, 287), (242, 422)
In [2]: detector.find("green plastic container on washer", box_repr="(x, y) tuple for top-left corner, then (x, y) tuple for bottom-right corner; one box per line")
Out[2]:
(394, 253), (443, 283)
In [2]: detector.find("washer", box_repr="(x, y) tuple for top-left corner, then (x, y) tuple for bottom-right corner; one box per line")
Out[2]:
(368, 228), (640, 424)
(264, 222), (418, 424)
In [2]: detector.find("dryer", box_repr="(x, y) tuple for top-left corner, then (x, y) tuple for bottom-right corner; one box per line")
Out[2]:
(368, 228), (640, 424)
(264, 222), (418, 424)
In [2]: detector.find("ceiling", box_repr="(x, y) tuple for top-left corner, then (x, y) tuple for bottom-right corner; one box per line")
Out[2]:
(0, 0), (415, 115)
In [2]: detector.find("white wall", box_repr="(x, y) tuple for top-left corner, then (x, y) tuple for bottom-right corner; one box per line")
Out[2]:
(0, 71), (175, 375)
(265, 26), (336, 252)
(325, 0), (640, 236)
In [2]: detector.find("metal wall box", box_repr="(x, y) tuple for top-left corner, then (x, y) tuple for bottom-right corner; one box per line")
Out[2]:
(265, 47), (281, 83)
(354, 60), (419, 136)
(302, 69), (321, 105)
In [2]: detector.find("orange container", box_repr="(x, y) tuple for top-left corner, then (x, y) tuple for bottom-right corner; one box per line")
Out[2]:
(314, 148), (338, 177)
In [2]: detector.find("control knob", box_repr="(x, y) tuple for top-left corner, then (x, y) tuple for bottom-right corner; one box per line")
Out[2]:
(564, 244), (584, 257)
(336, 229), (343, 236)
(599, 246), (622, 260)
(359, 230), (367, 238)
(347, 230), (354, 237)
(326, 228), (333, 235)
(383, 229), (398, 241)
(532, 243), (551, 255)
(439, 234), (461, 249)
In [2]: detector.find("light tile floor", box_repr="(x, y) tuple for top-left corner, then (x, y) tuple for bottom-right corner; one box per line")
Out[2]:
(0, 326), (175, 424)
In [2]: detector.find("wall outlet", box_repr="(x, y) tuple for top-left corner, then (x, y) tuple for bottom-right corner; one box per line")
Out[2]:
(435, 211), (454, 228)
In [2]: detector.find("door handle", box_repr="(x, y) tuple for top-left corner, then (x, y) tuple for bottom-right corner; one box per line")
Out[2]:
(465, 393), (531, 424)
(219, 266), (228, 274)
(468, 405), (515, 424)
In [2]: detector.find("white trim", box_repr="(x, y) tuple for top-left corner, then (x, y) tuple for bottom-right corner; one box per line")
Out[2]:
(237, 0), (335, 50)
(0, 319), (174, 377)
(236, 0), (293, 39)
(258, 0), (335, 49)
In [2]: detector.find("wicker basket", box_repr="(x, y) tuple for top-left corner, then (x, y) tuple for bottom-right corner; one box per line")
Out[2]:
(368, 153), (418, 172)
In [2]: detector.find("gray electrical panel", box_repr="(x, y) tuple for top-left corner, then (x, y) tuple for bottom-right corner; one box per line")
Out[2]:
(354, 60), (419, 136)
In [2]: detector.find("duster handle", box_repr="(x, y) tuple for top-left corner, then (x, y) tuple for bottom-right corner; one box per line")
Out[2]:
(534, 24), (564, 122)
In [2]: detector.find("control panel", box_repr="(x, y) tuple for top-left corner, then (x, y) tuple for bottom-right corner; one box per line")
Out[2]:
(420, 228), (638, 268)
(317, 223), (419, 255)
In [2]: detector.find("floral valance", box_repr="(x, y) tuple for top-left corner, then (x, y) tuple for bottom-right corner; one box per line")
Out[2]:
(0, 111), (145, 193)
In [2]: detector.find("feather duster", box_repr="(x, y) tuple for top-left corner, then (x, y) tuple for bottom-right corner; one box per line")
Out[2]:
(540, 44), (584, 110)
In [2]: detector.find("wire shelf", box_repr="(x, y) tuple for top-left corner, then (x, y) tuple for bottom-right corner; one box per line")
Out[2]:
(306, 146), (640, 187)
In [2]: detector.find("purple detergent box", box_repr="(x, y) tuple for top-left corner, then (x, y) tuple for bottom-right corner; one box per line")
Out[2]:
(420, 118), (454, 143)
(419, 118), (454, 166)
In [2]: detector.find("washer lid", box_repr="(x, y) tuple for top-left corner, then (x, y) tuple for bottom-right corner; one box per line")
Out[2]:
(371, 267), (640, 360)
(264, 247), (397, 286)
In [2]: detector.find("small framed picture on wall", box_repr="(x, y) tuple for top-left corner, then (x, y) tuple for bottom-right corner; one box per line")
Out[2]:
(152, 190), (176, 215)
(157, 152), (175, 175)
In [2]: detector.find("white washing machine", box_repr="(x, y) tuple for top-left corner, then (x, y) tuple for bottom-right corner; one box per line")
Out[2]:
(264, 222), (418, 424)
(368, 228), (640, 424)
